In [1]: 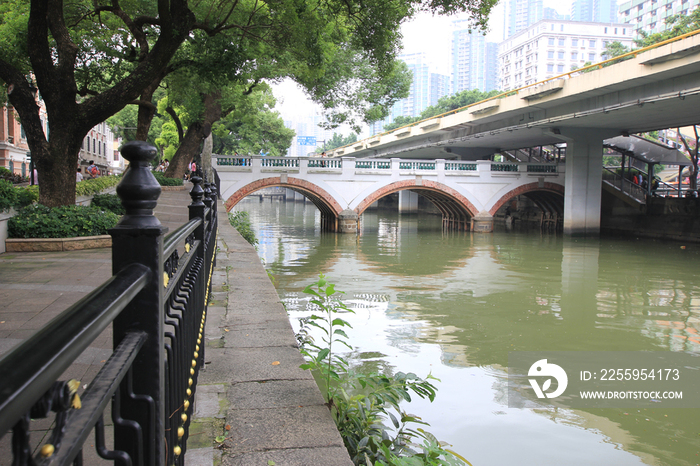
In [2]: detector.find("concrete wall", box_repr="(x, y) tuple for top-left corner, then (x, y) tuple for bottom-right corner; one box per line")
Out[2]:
(601, 191), (700, 242)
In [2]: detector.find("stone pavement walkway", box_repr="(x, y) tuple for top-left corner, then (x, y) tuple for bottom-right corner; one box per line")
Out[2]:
(0, 187), (351, 466)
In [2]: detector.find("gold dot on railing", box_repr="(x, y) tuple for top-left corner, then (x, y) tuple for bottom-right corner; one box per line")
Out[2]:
(178, 427), (185, 438)
(190, 368), (195, 375)
(181, 413), (188, 423)
(194, 351), (199, 359)
(184, 400), (190, 410)
(185, 243), (190, 253)
(187, 388), (192, 397)
(174, 446), (182, 457)
(188, 378), (193, 387)
(40, 444), (55, 458)
(195, 345), (200, 352)
(197, 338), (201, 345)
(191, 359), (197, 368)
(163, 272), (169, 288)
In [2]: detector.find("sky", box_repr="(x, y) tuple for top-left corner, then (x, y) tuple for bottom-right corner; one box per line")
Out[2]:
(273, 0), (573, 133)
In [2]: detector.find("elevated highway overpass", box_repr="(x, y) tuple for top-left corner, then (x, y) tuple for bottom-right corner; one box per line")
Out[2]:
(326, 32), (700, 236)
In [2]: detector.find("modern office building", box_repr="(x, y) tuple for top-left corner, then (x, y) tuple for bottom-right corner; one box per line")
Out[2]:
(498, 19), (634, 91)
(451, 21), (500, 93)
(618, 0), (700, 37)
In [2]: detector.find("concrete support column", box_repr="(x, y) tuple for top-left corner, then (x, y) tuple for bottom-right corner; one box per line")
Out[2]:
(398, 190), (419, 213)
(556, 129), (610, 236)
(471, 211), (494, 232)
(338, 209), (359, 234)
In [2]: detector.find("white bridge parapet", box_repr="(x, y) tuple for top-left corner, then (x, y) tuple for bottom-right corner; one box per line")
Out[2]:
(215, 156), (565, 222)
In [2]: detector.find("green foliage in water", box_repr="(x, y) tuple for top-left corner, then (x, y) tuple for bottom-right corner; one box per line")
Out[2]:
(298, 275), (471, 466)
(228, 211), (258, 247)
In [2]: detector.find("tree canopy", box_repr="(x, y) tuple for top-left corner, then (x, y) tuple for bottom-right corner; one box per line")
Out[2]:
(0, 0), (498, 206)
(382, 88), (501, 132)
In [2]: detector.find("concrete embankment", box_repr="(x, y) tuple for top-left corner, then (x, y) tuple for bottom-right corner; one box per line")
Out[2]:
(187, 202), (353, 466)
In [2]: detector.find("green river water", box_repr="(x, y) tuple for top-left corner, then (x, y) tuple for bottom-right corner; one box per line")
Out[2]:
(234, 196), (700, 466)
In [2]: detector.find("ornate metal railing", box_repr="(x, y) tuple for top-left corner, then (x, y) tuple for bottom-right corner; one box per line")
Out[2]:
(491, 163), (520, 172)
(0, 141), (218, 465)
(355, 160), (391, 169)
(399, 161), (436, 170)
(444, 162), (477, 171)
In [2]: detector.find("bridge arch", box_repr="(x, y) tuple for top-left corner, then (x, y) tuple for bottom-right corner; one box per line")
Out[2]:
(490, 182), (565, 229)
(355, 180), (479, 231)
(223, 176), (344, 231)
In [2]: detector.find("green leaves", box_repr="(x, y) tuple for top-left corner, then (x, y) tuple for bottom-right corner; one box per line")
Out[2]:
(296, 275), (469, 466)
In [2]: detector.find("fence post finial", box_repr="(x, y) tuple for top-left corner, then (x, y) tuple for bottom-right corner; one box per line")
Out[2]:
(114, 141), (163, 228)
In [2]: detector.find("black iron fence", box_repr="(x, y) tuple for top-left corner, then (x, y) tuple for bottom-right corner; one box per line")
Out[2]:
(0, 141), (218, 465)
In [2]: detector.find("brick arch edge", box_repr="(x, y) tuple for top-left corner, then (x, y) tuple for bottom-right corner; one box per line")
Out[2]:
(355, 179), (479, 216)
(223, 176), (344, 215)
(488, 182), (565, 216)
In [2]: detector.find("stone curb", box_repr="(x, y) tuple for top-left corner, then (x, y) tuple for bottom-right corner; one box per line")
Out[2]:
(5, 235), (111, 252)
(189, 201), (353, 466)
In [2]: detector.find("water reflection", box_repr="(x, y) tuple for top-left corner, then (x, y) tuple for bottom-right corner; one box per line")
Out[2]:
(235, 197), (700, 466)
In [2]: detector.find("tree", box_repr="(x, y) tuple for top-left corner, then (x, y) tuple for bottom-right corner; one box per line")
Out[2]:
(678, 126), (699, 191)
(319, 133), (359, 151)
(1, 0), (498, 206)
(381, 88), (500, 132)
(635, 8), (700, 47)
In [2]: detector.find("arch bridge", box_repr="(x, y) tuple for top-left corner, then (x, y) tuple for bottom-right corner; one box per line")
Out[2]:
(215, 155), (565, 233)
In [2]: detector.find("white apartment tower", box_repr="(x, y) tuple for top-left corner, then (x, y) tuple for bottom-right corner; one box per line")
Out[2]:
(618, 0), (699, 37)
(452, 20), (499, 93)
(498, 20), (634, 91)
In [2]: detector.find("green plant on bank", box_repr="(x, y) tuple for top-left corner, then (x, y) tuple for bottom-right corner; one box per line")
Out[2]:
(298, 275), (471, 466)
(152, 171), (184, 187)
(8, 204), (119, 238)
(91, 193), (126, 215)
(228, 211), (258, 247)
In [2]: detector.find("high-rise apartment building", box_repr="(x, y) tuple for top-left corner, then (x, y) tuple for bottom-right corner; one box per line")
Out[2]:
(498, 19), (634, 91)
(571, 0), (619, 22)
(451, 21), (499, 93)
(507, 0), (544, 37)
(618, 0), (699, 36)
(370, 53), (449, 135)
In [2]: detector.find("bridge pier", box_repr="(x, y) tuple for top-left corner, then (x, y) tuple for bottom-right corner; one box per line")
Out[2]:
(471, 211), (494, 232)
(338, 209), (359, 234)
(556, 128), (612, 236)
(398, 190), (419, 213)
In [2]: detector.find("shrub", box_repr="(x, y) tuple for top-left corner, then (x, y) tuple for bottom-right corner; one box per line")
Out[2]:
(8, 204), (119, 238)
(91, 193), (125, 215)
(14, 186), (39, 209)
(0, 180), (17, 212)
(0, 167), (27, 184)
(76, 175), (121, 197)
(152, 172), (184, 186)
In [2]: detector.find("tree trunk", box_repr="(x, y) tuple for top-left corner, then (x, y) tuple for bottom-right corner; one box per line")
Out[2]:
(136, 76), (164, 141)
(201, 133), (214, 184)
(163, 92), (222, 179)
